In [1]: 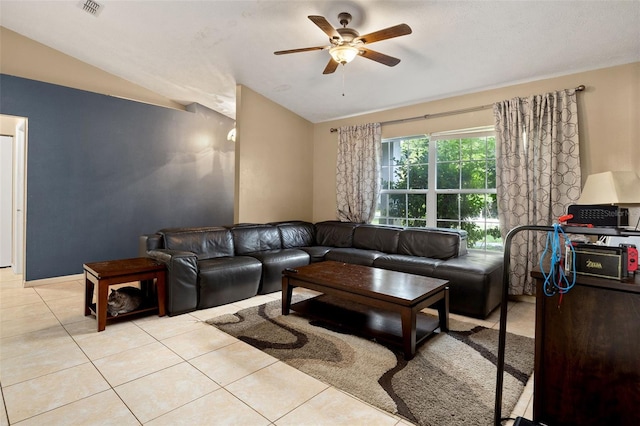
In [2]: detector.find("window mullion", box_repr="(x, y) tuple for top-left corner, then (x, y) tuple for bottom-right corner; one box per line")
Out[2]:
(427, 140), (437, 227)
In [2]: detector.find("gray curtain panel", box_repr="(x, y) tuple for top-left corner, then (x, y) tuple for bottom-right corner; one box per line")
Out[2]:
(336, 123), (382, 223)
(494, 89), (581, 295)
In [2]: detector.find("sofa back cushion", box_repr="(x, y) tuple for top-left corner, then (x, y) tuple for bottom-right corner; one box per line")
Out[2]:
(398, 228), (467, 260)
(231, 224), (282, 255)
(275, 221), (316, 248)
(352, 225), (401, 253)
(314, 221), (359, 248)
(162, 227), (234, 260)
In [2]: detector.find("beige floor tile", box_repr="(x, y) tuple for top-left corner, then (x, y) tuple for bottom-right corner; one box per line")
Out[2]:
(190, 340), (278, 386)
(45, 295), (87, 325)
(93, 341), (183, 387)
(0, 299), (50, 323)
(0, 288), (43, 310)
(0, 279), (23, 290)
(63, 315), (120, 336)
(34, 280), (84, 302)
(0, 311), (61, 339)
(66, 320), (156, 360)
(0, 324), (71, 361)
(114, 362), (219, 423)
(146, 388), (270, 426)
(3, 362), (110, 424)
(187, 303), (244, 321)
(502, 301), (536, 338)
(0, 337), (88, 386)
(0, 390), (8, 426)
(509, 375), (535, 419)
(226, 361), (328, 422)
(275, 386), (399, 426)
(12, 389), (140, 426)
(132, 312), (206, 340)
(161, 324), (238, 360)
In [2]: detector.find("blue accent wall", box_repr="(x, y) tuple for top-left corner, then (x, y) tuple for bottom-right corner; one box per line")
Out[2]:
(0, 75), (235, 280)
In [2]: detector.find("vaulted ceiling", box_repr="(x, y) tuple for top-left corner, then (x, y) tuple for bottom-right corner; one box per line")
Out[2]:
(1, 1), (639, 123)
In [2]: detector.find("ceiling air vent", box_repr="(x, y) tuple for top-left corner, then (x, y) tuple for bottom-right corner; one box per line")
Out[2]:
(78, 0), (104, 17)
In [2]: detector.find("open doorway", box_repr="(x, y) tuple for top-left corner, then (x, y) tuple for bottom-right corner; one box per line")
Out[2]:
(1, 114), (27, 276)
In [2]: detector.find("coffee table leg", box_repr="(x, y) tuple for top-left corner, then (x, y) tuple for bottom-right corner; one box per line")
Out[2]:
(282, 277), (293, 315)
(437, 286), (450, 332)
(401, 308), (417, 360)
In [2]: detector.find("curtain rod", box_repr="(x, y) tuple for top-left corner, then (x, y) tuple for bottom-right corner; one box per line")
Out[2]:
(329, 84), (585, 133)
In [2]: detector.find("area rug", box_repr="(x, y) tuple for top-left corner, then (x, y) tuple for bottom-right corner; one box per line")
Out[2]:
(206, 295), (534, 426)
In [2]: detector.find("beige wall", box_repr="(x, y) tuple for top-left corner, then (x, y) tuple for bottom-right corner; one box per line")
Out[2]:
(235, 85), (314, 223)
(312, 62), (640, 222)
(0, 27), (184, 111)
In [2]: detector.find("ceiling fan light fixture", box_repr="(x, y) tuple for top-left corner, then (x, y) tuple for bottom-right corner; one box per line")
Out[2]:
(329, 45), (359, 64)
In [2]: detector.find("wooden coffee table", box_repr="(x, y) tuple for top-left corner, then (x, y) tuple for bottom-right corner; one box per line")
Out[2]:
(282, 261), (449, 360)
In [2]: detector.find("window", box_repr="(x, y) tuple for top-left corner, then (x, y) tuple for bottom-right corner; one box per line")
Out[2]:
(375, 126), (502, 250)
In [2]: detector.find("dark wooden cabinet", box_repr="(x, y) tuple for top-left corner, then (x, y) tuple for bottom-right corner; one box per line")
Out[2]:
(531, 270), (640, 426)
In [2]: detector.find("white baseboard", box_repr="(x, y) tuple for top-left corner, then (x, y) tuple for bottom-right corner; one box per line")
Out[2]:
(25, 273), (84, 287)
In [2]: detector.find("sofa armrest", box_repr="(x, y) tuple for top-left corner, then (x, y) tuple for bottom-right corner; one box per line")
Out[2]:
(139, 233), (163, 257)
(148, 249), (198, 316)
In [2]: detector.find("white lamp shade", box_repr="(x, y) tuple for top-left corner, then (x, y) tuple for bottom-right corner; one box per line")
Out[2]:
(577, 171), (640, 204)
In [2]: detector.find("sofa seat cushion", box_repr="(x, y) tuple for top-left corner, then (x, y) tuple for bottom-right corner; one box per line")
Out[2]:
(430, 250), (503, 318)
(372, 254), (444, 276)
(246, 249), (310, 294)
(197, 256), (262, 309)
(325, 248), (384, 266)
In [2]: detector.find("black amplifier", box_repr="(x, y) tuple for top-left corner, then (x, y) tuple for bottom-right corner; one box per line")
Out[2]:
(566, 244), (631, 281)
(566, 205), (629, 227)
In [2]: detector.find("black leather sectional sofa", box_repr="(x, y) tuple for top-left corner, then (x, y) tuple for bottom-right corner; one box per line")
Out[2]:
(139, 220), (504, 319)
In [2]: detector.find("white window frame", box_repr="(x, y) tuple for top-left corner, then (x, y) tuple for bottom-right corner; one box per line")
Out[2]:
(376, 126), (499, 248)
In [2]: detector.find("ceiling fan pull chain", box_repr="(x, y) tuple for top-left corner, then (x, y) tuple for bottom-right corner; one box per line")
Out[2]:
(342, 64), (346, 97)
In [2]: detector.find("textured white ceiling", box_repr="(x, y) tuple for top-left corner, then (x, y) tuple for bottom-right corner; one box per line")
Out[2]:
(1, 1), (639, 123)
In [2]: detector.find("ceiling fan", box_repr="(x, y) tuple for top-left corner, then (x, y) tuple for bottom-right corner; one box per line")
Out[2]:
(274, 12), (412, 74)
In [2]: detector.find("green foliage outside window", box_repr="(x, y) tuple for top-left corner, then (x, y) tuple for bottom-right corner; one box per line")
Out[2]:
(377, 135), (502, 250)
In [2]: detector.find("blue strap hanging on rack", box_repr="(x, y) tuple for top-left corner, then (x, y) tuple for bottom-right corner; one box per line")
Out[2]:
(539, 223), (576, 300)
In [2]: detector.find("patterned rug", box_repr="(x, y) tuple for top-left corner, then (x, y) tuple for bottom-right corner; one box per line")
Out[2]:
(206, 295), (534, 426)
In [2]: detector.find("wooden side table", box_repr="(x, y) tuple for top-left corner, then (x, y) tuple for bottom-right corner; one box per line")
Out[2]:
(84, 257), (166, 332)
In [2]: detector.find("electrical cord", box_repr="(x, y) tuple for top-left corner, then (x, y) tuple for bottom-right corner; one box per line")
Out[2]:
(539, 223), (576, 300)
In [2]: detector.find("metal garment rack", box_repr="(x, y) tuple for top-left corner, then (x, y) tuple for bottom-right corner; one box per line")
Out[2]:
(493, 224), (640, 426)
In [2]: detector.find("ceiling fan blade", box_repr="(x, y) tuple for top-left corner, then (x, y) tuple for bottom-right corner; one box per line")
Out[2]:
(308, 15), (341, 40)
(274, 46), (326, 55)
(355, 23), (412, 44)
(322, 58), (339, 74)
(359, 48), (401, 67)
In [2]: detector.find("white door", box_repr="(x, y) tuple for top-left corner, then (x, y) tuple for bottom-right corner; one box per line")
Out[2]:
(0, 135), (13, 267)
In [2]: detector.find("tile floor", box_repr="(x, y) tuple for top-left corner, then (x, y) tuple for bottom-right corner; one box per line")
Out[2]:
(0, 267), (534, 425)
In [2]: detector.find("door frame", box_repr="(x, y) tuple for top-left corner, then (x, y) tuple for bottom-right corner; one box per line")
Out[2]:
(0, 114), (27, 278)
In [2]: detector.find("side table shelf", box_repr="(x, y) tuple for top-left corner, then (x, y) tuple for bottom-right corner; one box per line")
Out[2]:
(84, 257), (166, 332)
